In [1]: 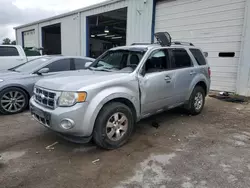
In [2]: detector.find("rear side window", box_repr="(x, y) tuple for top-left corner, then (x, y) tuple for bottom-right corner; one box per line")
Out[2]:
(190, 49), (206, 65)
(45, 59), (71, 72)
(170, 49), (192, 69)
(0, 46), (19, 56)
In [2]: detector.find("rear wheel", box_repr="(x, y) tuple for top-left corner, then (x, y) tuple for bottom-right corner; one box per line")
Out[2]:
(187, 86), (205, 115)
(0, 87), (29, 115)
(93, 102), (134, 149)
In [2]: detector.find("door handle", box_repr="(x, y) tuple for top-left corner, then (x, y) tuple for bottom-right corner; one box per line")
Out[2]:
(16, 59), (24, 61)
(164, 76), (171, 83)
(190, 71), (196, 75)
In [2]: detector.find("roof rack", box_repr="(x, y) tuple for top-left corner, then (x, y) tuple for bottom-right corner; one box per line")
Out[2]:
(172, 41), (194, 46)
(131, 43), (155, 45)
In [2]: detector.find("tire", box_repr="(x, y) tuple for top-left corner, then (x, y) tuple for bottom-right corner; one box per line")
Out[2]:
(0, 87), (29, 115)
(93, 102), (134, 150)
(187, 86), (205, 115)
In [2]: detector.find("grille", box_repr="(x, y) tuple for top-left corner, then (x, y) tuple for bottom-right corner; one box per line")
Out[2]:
(34, 87), (57, 109)
(32, 112), (50, 127)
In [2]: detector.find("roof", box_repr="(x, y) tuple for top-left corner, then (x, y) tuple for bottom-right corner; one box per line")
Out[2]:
(14, 0), (123, 29)
(110, 43), (198, 51)
(111, 44), (160, 51)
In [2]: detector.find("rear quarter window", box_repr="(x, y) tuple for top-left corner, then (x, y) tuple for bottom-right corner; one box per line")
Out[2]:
(190, 49), (206, 66)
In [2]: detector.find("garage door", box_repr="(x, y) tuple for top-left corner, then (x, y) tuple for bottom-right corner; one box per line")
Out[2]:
(23, 30), (36, 48)
(155, 0), (246, 92)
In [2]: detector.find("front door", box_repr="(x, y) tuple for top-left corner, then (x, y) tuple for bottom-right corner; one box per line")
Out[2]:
(138, 49), (175, 116)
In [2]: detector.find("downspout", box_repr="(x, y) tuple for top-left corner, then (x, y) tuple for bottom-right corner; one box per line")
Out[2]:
(78, 12), (81, 56)
(86, 17), (89, 57)
(151, 0), (156, 43)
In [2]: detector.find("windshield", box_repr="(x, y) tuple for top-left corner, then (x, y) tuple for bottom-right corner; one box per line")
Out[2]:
(11, 57), (52, 72)
(91, 49), (147, 72)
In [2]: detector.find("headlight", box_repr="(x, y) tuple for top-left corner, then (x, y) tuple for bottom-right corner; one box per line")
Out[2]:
(0, 79), (4, 82)
(58, 91), (87, 107)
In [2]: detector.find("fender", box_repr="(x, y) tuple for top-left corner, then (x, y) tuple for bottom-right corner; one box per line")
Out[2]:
(185, 74), (209, 101)
(82, 86), (140, 135)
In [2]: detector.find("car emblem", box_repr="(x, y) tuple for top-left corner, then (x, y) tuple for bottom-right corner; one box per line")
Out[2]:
(40, 94), (45, 99)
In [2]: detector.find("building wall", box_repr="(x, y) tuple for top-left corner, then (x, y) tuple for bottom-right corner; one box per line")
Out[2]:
(16, 24), (39, 48)
(126, 0), (154, 45)
(237, 0), (250, 96)
(38, 14), (80, 56)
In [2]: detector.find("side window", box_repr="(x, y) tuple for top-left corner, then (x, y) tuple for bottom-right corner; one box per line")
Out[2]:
(74, 58), (89, 70)
(190, 49), (206, 65)
(145, 50), (170, 73)
(170, 49), (192, 69)
(45, 59), (71, 72)
(0, 46), (19, 56)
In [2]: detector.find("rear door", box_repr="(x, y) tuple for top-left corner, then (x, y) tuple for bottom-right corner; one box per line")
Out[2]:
(0, 46), (26, 70)
(169, 48), (195, 103)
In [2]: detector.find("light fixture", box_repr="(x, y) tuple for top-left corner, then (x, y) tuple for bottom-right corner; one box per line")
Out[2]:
(97, 33), (107, 37)
(105, 35), (115, 38)
(91, 35), (95, 37)
(104, 26), (109, 33)
(112, 36), (122, 39)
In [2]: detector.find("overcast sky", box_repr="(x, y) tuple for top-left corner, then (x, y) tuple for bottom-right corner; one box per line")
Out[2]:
(0, 0), (106, 41)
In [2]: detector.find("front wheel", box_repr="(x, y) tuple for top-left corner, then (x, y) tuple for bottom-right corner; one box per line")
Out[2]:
(187, 86), (205, 115)
(93, 102), (134, 149)
(0, 87), (29, 115)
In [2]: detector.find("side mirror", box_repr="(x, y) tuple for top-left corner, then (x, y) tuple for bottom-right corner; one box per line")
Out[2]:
(37, 68), (49, 75)
(85, 62), (93, 68)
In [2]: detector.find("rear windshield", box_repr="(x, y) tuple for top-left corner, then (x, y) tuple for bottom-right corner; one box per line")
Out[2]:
(190, 49), (206, 66)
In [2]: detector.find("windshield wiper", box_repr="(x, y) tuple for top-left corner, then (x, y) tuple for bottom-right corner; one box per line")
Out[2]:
(88, 67), (113, 72)
(8, 69), (20, 72)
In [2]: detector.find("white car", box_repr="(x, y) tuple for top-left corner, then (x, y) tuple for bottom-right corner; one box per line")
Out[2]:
(0, 45), (41, 70)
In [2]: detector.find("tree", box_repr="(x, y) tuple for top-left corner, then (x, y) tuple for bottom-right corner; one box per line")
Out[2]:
(2, 38), (11, 45)
(11, 40), (16, 45)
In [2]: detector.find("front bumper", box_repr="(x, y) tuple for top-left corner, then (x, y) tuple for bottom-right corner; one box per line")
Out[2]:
(30, 96), (92, 137)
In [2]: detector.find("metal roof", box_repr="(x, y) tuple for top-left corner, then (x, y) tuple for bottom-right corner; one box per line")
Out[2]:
(14, 0), (124, 29)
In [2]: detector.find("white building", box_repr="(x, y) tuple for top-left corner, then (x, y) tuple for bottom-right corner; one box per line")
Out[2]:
(15, 0), (250, 96)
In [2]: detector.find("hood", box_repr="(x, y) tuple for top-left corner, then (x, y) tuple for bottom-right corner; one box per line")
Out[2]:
(36, 70), (129, 91)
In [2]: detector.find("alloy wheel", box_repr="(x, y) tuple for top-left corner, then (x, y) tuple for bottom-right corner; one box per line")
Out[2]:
(106, 112), (128, 141)
(0, 91), (26, 113)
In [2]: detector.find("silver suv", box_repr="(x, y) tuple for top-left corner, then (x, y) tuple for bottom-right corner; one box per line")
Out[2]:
(30, 33), (210, 149)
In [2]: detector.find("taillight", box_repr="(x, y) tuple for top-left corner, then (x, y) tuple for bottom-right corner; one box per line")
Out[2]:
(208, 67), (211, 77)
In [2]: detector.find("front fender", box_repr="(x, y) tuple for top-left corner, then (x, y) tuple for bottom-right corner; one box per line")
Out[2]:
(82, 87), (140, 135)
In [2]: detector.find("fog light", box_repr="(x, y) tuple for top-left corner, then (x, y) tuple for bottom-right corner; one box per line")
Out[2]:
(60, 119), (75, 130)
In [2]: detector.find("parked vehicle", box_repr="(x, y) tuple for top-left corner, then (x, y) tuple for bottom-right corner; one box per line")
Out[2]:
(0, 45), (43, 70)
(30, 32), (211, 149)
(0, 56), (94, 114)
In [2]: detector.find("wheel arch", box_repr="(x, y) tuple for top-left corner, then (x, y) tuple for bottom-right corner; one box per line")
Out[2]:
(82, 90), (140, 136)
(0, 85), (30, 99)
(100, 97), (137, 124)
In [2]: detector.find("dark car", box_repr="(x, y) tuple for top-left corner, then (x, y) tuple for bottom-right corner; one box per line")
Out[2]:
(0, 56), (94, 114)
